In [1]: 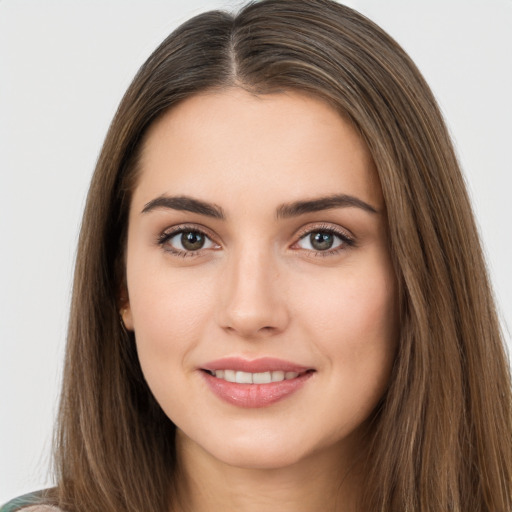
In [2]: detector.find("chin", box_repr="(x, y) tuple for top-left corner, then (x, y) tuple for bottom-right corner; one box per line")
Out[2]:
(215, 443), (308, 470)
(196, 424), (341, 472)
(175, 421), (312, 470)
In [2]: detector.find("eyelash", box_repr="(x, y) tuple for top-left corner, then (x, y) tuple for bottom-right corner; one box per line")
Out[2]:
(157, 224), (220, 258)
(156, 223), (355, 258)
(293, 224), (355, 257)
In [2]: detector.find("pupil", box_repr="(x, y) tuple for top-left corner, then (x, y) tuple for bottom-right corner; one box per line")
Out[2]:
(181, 231), (204, 251)
(310, 232), (333, 251)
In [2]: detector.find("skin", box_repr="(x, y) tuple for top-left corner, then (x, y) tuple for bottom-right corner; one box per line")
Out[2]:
(122, 88), (398, 511)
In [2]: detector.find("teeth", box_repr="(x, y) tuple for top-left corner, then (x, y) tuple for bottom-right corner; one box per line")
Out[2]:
(210, 369), (301, 383)
(253, 372), (272, 384)
(272, 370), (284, 381)
(224, 369), (236, 382)
(235, 371), (253, 384)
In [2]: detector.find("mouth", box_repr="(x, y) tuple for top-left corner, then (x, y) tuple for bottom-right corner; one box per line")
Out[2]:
(200, 357), (315, 408)
(202, 368), (312, 384)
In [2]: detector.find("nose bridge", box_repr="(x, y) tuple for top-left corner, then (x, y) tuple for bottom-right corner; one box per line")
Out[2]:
(218, 240), (288, 337)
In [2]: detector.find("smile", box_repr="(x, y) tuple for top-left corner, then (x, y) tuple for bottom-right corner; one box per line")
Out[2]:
(200, 357), (315, 408)
(204, 369), (302, 383)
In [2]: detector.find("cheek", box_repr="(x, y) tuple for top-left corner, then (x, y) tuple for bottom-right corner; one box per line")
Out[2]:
(296, 260), (398, 393)
(126, 268), (218, 421)
(300, 266), (396, 342)
(127, 263), (217, 364)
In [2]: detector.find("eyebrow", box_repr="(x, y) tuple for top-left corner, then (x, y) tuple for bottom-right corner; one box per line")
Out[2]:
(141, 193), (378, 219)
(276, 194), (378, 218)
(141, 195), (225, 219)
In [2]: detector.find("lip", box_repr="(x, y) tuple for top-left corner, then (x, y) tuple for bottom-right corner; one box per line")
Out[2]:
(202, 356), (311, 374)
(200, 357), (315, 408)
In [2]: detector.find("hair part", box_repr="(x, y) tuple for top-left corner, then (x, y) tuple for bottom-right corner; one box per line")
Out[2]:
(50, 1), (512, 511)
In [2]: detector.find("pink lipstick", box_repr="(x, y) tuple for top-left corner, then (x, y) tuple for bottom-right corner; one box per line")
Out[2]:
(200, 357), (314, 408)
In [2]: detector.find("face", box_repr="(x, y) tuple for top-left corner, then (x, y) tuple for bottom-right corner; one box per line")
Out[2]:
(122, 88), (398, 470)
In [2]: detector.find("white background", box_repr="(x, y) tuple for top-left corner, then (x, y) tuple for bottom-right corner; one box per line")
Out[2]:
(1, 0), (511, 502)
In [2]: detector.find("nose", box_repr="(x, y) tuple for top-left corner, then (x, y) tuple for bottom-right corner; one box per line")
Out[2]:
(216, 246), (290, 339)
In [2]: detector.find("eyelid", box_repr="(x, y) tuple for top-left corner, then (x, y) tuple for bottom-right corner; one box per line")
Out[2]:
(290, 222), (356, 255)
(293, 222), (354, 241)
(157, 223), (221, 255)
(158, 222), (219, 240)
(156, 222), (355, 258)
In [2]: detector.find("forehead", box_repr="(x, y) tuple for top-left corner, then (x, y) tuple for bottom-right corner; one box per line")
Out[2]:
(134, 88), (383, 212)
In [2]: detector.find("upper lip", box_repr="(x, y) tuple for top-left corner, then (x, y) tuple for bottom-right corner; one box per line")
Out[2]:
(201, 357), (313, 374)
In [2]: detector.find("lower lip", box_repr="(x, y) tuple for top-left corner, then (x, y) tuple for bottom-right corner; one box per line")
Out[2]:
(201, 371), (313, 408)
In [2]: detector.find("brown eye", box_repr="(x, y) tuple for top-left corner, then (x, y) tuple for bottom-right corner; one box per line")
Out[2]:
(181, 231), (205, 251)
(159, 228), (218, 254)
(295, 228), (353, 253)
(310, 232), (335, 251)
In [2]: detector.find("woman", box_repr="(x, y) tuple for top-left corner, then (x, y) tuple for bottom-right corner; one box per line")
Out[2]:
(2, 0), (511, 510)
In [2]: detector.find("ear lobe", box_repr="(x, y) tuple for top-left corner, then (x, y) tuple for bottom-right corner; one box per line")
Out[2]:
(119, 286), (134, 331)
(120, 304), (134, 331)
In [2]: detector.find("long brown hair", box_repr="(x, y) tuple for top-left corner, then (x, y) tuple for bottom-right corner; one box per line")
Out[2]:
(49, 1), (512, 510)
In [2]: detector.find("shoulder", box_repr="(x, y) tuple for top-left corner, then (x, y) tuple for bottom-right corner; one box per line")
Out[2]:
(0, 492), (64, 512)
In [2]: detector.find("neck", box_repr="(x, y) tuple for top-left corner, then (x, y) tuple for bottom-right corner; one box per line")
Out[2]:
(171, 429), (366, 512)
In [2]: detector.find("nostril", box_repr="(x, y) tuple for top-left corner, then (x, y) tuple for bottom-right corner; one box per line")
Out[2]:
(216, 278), (291, 337)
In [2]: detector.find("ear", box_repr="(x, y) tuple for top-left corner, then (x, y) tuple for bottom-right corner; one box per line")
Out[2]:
(119, 288), (134, 331)
(120, 304), (134, 331)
